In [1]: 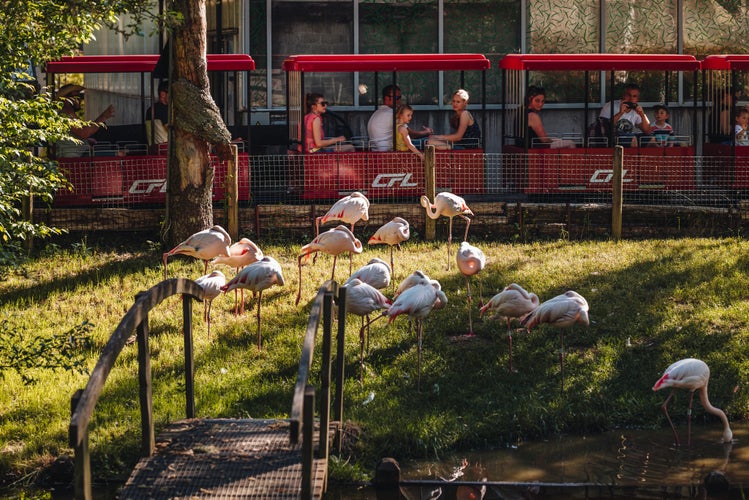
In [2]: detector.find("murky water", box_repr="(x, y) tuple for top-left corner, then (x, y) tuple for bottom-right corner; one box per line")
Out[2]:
(327, 422), (749, 499)
(8, 423), (749, 499)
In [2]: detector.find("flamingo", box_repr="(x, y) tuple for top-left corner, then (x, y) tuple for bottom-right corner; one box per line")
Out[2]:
(520, 290), (589, 390)
(316, 191), (370, 236)
(456, 241), (486, 336)
(480, 283), (540, 372)
(368, 217), (410, 279)
(420, 193), (473, 270)
(345, 258), (391, 291)
(344, 278), (392, 382)
(194, 270), (226, 339)
(221, 256), (285, 350)
(653, 358), (732, 446)
(385, 276), (447, 390)
(212, 238), (263, 315)
(163, 225), (231, 280)
(296, 225), (363, 305)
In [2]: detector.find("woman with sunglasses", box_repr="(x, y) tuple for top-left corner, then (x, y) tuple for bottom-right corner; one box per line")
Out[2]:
(302, 93), (354, 153)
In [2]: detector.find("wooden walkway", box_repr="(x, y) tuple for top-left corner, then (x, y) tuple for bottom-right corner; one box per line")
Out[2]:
(118, 418), (336, 499)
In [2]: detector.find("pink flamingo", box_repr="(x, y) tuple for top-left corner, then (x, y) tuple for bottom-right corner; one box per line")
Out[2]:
(346, 257), (391, 291)
(344, 278), (392, 382)
(456, 241), (486, 336)
(386, 276), (447, 390)
(316, 191), (370, 236)
(221, 256), (284, 350)
(480, 283), (539, 372)
(520, 290), (589, 390)
(368, 217), (410, 279)
(212, 238), (263, 315)
(420, 193), (473, 270)
(194, 270), (226, 339)
(296, 225), (363, 305)
(163, 225), (231, 279)
(653, 358), (732, 446)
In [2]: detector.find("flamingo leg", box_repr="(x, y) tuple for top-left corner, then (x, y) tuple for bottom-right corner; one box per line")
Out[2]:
(466, 277), (474, 336)
(461, 214), (472, 242)
(206, 300), (212, 339)
(331, 255), (338, 281)
(390, 246), (396, 285)
(506, 318), (514, 373)
(359, 316), (366, 383)
(559, 330), (565, 392)
(687, 390), (695, 446)
(661, 390), (680, 446)
(256, 291), (263, 350)
(446, 217), (453, 270)
(295, 257), (304, 306)
(417, 319), (423, 391)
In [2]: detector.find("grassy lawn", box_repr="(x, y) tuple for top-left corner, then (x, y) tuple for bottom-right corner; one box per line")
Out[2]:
(1, 232), (748, 491)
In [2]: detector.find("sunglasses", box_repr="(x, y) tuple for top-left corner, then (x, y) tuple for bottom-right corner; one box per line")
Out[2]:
(318, 101), (329, 106)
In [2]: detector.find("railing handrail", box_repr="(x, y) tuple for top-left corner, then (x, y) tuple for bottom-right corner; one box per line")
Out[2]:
(69, 278), (203, 500)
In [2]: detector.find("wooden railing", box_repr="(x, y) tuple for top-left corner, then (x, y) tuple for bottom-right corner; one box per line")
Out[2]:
(290, 280), (348, 498)
(68, 278), (204, 500)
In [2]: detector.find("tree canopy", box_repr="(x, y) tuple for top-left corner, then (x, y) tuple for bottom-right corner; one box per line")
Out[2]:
(0, 0), (154, 261)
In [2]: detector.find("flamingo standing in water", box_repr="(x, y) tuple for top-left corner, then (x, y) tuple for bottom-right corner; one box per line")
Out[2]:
(420, 193), (473, 270)
(653, 358), (732, 446)
(368, 217), (410, 280)
(212, 238), (263, 315)
(520, 290), (589, 390)
(163, 225), (231, 279)
(296, 225), (363, 305)
(386, 275), (447, 390)
(456, 241), (486, 336)
(194, 270), (226, 339)
(221, 256), (285, 350)
(480, 283), (539, 372)
(344, 278), (392, 382)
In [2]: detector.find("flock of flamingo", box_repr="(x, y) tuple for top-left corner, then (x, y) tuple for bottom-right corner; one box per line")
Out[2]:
(161, 191), (732, 446)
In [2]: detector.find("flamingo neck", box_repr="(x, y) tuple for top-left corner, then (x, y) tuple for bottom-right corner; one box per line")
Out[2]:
(698, 386), (733, 442)
(424, 203), (440, 220)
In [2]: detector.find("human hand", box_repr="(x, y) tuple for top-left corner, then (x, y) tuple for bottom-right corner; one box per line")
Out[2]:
(98, 105), (115, 122)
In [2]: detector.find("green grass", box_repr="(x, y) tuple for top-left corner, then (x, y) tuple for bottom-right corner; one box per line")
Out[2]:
(1, 233), (749, 491)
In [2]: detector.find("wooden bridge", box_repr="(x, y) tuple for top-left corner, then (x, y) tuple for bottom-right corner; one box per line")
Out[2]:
(68, 278), (348, 500)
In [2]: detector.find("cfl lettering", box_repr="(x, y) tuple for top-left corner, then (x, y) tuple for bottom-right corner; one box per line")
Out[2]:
(589, 169), (633, 183)
(129, 179), (167, 194)
(372, 173), (418, 188)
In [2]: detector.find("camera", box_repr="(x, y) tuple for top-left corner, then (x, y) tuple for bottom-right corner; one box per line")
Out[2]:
(623, 101), (638, 109)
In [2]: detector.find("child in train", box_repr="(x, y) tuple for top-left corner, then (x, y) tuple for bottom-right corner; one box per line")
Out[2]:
(649, 104), (673, 146)
(396, 104), (424, 160)
(735, 107), (749, 146)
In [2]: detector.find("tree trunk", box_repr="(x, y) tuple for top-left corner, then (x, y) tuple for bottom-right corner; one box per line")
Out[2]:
(164, 0), (232, 246)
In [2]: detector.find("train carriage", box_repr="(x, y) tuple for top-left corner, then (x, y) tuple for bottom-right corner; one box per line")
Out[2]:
(46, 54), (255, 207)
(281, 53), (490, 202)
(500, 54), (700, 197)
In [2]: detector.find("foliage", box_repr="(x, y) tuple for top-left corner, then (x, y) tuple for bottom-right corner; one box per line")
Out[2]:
(0, 320), (93, 384)
(0, 0), (156, 262)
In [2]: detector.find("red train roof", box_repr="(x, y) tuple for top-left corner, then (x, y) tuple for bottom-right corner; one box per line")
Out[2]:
(701, 55), (749, 70)
(499, 53), (700, 71)
(46, 54), (255, 73)
(281, 53), (490, 72)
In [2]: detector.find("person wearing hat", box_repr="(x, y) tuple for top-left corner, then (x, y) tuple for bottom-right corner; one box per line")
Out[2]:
(55, 83), (115, 157)
(145, 80), (169, 146)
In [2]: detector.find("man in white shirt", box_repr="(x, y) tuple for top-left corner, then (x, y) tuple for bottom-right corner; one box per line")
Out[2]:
(599, 83), (651, 143)
(367, 85), (432, 151)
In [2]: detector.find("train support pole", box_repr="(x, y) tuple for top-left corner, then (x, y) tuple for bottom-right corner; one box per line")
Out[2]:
(424, 145), (436, 241)
(612, 145), (623, 241)
(227, 144), (239, 241)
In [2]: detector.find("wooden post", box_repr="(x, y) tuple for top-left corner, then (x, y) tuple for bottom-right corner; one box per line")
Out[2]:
(374, 458), (402, 500)
(301, 386), (315, 499)
(137, 314), (155, 457)
(424, 145), (436, 241)
(71, 390), (92, 500)
(612, 146), (623, 241)
(333, 286), (347, 454)
(183, 294), (195, 418)
(227, 144), (239, 241)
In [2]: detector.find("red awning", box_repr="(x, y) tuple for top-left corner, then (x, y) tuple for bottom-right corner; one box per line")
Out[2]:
(46, 54), (255, 74)
(499, 53), (700, 72)
(701, 55), (749, 71)
(282, 53), (490, 72)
